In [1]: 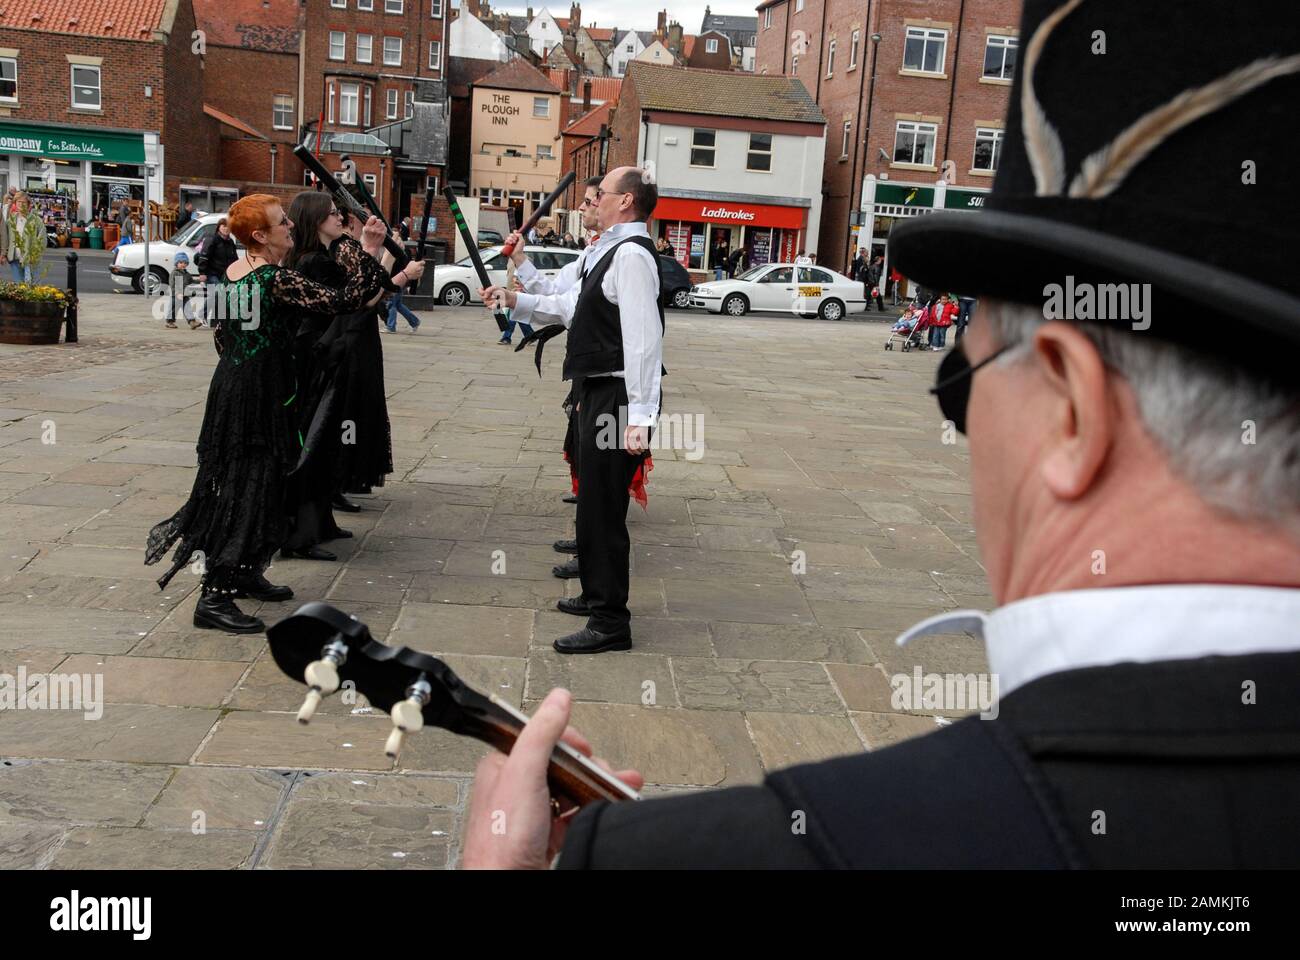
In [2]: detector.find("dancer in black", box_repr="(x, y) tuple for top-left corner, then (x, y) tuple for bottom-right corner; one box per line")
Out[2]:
(145, 194), (418, 634)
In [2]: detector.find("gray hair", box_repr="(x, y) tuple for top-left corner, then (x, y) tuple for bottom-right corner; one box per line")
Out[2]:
(982, 299), (1300, 537)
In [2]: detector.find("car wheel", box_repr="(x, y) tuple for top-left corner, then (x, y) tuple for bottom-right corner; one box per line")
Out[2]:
(722, 293), (748, 317)
(133, 266), (168, 296)
(440, 283), (469, 307)
(819, 298), (845, 321)
(671, 288), (692, 309)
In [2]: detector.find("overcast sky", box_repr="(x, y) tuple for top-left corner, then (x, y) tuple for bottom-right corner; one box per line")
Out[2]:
(462, 1), (762, 32)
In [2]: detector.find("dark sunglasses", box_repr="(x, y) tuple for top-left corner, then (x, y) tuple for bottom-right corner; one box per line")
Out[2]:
(929, 343), (1012, 434)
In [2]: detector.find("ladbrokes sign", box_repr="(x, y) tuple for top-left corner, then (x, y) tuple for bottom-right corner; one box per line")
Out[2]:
(700, 205), (755, 221)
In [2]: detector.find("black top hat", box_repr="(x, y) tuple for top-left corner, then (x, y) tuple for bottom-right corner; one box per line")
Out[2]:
(889, 0), (1300, 378)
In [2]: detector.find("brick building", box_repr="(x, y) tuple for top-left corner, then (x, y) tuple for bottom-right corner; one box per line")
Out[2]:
(0, 0), (213, 226)
(755, 0), (1021, 274)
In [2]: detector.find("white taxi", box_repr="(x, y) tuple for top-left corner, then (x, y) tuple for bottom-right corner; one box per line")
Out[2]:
(688, 262), (867, 321)
(434, 244), (582, 306)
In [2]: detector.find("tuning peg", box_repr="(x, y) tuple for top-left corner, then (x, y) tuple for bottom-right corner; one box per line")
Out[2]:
(297, 638), (348, 724)
(384, 677), (432, 760)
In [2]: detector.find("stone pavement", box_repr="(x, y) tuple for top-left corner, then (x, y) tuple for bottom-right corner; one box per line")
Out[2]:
(0, 294), (990, 869)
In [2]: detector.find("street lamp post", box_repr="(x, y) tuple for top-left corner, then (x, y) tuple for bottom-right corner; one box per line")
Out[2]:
(144, 163), (157, 298)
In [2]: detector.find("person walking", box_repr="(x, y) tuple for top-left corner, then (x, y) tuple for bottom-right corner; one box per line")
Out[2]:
(868, 256), (886, 311)
(955, 294), (976, 342)
(6, 194), (46, 283)
(382, 226), (422, 333)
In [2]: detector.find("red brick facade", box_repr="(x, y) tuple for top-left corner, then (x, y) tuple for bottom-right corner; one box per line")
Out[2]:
(755, 0), (1020, 272)
(203, 44), (303, 186)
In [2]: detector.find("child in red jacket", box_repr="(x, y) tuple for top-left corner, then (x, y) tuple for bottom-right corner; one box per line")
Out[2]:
(929, 294), (957, 349)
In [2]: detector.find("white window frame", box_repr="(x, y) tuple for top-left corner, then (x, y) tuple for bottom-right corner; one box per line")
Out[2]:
(903, 27), (947, 74)
(841, 121), (852, 159)
(363, 173), (378, 193)
(328, 83), (336, 123)
(764, 9), (772, 29)
(429, 40), (442, 70)
(973, 127), (1004, 172)
(356, 33), (373, 63)
(384, 36), (403, 66)
(364, 86), (372, 127)
(331, 0), (346, 8)
(358, 0), (374, 9)
(795, 0), (804, 11)
(706, 38), (718, 54)
(626, 43), (634, 53)
(690, 128), (716, 168)
(849, 29), (859, 69)
(983, 35), (1018, 81)
(385, 0), (404, 12)
(791, 54), (798, 74)
(339, 82), (360, 126)
(537, 144), (554, 160)
(329, 31), (346, 61)
(825, 38), (835, 76)
(746, 132), (772, 172)
(405, 90), (415, 118)
(0, 57), (17, 103)
(532, 96), (550, 118)
(427, 175), (439, 193)
(71, 64), (101, 110)
(893, 120), (937, 166)
(386, 88), (399, 119)
(273, 94), (294, 130)
(430, 0), (442, 16)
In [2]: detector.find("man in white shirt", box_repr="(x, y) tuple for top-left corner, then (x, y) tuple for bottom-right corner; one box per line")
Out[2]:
(481, 166), (663, 655)
(460, 0), (1300, 869)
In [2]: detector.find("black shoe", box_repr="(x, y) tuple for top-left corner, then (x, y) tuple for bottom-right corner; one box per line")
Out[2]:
(332, 495), (362, 513)
(231, 573), (294, 602)
(553, 538), (578, 554)
(280, 546), (337, 561)
(326, 527), (354, 540)
(194, 596), (266, 634)
(561, 493), (578, 504)
(556, 595), (592, 616)
(552, 557), (580, 579)
(553, 626), (632, 654)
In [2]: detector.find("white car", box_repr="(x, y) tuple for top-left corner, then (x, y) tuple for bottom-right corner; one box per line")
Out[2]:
(688, 262), (867, 321)
(110, 213), (242, 296)
(434, 245), (582, 307)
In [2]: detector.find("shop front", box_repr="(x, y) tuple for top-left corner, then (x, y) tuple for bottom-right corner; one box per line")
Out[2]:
(857, 176), (990, 300)
(0, 121), (156, 228)
(650, 195), (809, 280)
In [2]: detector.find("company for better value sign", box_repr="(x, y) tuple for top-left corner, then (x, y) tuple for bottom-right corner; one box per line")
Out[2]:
(0, 122), (146, 163)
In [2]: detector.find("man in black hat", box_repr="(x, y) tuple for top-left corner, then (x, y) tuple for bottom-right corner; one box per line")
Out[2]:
(461, 0), (1300, 868)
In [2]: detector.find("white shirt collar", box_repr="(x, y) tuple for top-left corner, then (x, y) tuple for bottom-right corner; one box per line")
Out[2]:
(896, 584), (1300, 697)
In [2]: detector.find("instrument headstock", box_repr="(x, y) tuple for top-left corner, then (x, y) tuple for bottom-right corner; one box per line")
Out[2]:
(266, 603), (640, 809)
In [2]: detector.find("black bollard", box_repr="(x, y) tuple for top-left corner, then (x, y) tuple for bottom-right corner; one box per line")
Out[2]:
(65, 250), (78, 343)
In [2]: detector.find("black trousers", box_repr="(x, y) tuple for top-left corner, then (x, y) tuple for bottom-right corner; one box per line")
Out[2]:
(574, 376), (649, 634)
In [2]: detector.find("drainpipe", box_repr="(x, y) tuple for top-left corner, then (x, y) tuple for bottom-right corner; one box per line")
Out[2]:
(939, 0), (967, 175)
(843, 0), (872, 268)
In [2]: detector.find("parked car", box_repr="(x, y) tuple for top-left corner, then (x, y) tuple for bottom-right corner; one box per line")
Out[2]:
(109, 213), (243, 295)
(659, 255), (692, 309)
(477, 229), (504, 248)
(433, 245), (582, 306)
(688, 263), (867, 321)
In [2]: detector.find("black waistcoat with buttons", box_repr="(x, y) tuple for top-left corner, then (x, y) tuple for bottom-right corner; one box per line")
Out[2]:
(562, 235), (664, 384)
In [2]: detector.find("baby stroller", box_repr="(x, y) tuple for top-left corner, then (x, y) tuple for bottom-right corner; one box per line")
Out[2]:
(884, 301), (933, 351)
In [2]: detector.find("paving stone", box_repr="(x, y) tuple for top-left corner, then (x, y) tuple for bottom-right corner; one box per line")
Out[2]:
(141, 766), (289, 830)
(228, 655), (370, 716)
(0, 821), (63, 868)
(292, 771), (459, 807)
(1, 704), (219, 763)
(391, 602), (533, 657)
(663, 578), (814, 624)
(0, 759), (171, 825)
(850, 711), (946, 751)
(745, 712), (865, 770)
(7, 482), (133, 509)
(526, 649), (677, 706)
(710, 622), (873, 664)
(262, 800), (453, 869)
(130, 629), (267, 662)
(407, 573), (566, 609)
(672, 657), (844, 714)
(49, 826), (258, 869)
(0, 603), (156, 653)
(371, 502), (489, 540)
(0, 646), (67, 675)
(197, 712), (395, 771)
(825, 662), (899, 713)
(57, 654), (246, 708)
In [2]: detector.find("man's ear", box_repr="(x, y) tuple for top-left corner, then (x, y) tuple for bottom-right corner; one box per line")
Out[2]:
(1032, 322), (1115, 501)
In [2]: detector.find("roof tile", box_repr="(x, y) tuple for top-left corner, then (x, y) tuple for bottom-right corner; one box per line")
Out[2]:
(474, 56), (562, 95)
(624, 62), (825, 125)
(0, 0), (168, 41)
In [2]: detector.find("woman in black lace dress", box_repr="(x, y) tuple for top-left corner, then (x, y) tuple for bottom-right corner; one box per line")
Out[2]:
(145, 194), (424, 634)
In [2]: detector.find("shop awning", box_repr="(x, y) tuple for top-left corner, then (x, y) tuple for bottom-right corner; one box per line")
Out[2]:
(0, 121), (145, 164)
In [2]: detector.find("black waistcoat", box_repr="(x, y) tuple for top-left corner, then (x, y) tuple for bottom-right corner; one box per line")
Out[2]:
(558, 651), (1300, 868)
(562, 235), (664, 383)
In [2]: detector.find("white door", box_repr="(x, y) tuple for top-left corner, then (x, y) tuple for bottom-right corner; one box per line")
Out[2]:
(751, 265), (794, 310)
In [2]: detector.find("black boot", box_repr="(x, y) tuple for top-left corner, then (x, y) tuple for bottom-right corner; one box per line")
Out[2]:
(194, 595), (266, 634)
(556, 595), (592, 616)
(553, 625), (632, 654)
(232, 572), (294, 602)
(332, 494), (362, 513)
(561, 493), (578, 504)
(553, 538), (578, 554)
(552, 557), (580, 579)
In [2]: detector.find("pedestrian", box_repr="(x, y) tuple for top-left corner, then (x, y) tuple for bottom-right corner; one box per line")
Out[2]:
(200, 218), (238, 284)
(727, 246), (746, 278)
(399, 217), (412, 242)
(890, 265), (904, 304)
(955, 294), (976, 342)
(850, 249), (866, 288)
(165, 251), (192, 329)
(460, 0), (1300, 868)
(484, 166), (663, 655)
(175, 200), (196, 231)
(928, 293), (956, 349)
(563, 232), (578, 249)
(384, 230), (422, 333)
(496, 259), (534, 345)
(868, 256), (886, 311)
(6, 193), (46, 283)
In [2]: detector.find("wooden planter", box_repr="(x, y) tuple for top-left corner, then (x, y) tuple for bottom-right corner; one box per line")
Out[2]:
(0, 298), (66, 344)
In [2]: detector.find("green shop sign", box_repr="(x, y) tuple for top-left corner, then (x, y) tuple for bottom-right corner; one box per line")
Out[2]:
(875, 183), (935, 207)
(0, 122), (145, 163)
(944, 188), (990, 210)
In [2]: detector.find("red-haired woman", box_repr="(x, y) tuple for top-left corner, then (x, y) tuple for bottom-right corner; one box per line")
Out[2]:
(145, 194), (424, 634)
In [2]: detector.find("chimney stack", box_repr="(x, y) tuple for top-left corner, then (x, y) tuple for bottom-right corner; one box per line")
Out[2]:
(570, 3), (581, 29)
(527, 6), (534, 21)
(582, 78), (592, 114)
(656, 10), (666, 39)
